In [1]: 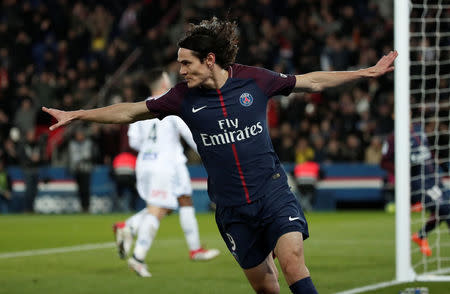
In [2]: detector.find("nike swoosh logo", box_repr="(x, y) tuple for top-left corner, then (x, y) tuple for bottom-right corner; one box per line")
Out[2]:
(289, 216), (300, 221)
(192, 105), (207, 113)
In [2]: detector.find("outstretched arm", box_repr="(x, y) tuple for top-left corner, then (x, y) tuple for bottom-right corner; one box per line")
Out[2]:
(42, 101), (155, 131)
(294, 50), (398, 92)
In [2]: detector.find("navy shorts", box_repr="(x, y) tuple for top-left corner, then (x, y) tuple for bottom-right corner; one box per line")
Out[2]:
(215, 185), (309, 269)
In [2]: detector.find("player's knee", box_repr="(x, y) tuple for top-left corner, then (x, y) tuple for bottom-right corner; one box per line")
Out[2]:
(278, 250), (309, 279)
(178, 195), (193, 206)
(284, 262), (309, 281)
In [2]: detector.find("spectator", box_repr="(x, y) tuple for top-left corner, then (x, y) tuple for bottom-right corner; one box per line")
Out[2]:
(0, 0), (401, 167)
(69, 127), (94, 213)
(295, 137), (315, 164)
(365, 136), (383, 164)
(324, 138), (343, 163)
(374, 98), (394, 136)
(337, 92), (359, 137)
(341, 133), (364, 162)
(276, 122), (296, 162)
(119, 2), (141, 37)
(1, 135), (17, 165)
(311, 135), (327, 163)
(297, 118), (311, 139)
(17, 129), (46, 213)
(13, 97), (37, 137)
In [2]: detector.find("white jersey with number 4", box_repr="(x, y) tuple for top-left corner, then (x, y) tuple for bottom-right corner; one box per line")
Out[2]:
(128, 115), (197, 209)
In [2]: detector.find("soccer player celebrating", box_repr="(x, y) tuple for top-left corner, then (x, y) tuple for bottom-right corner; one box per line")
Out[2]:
(43, 17), (397, 294)
(113, 69), (219, 277)
(381, 123), (450, 257)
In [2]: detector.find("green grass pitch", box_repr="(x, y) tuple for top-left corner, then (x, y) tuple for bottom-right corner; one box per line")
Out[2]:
(0, 211), (448, 294)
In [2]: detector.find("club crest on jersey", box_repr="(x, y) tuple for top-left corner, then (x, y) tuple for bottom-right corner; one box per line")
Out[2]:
(239, 93), (253, 107)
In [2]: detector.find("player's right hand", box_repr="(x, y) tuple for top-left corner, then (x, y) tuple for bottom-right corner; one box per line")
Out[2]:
(42, 107), (76, 131)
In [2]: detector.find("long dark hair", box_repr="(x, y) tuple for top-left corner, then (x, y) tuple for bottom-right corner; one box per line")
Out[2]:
(178, 17), (239, 68)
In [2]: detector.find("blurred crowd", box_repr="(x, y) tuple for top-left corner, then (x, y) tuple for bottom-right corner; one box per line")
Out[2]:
(0, 0), (447, 173)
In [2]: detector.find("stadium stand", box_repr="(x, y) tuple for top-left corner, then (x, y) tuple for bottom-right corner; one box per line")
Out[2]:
(0, 0), (410, 212)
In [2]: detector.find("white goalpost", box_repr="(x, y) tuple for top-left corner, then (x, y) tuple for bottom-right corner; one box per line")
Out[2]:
(337, 1), (450, 293)
(395, 0), (413, 282)
(395, 0), (450, 283)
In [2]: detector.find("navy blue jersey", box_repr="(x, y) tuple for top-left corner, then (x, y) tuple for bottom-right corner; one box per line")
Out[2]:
(381, 123), (447, 203)
(146, 64), (296, 207)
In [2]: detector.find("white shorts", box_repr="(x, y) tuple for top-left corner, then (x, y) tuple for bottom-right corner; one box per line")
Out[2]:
(173, 163), (193, 197)
(135, 163), (192, 210)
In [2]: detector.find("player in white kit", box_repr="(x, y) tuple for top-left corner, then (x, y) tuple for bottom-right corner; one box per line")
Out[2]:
(113, 69), (219, 277)
(131, 116), (193, 212)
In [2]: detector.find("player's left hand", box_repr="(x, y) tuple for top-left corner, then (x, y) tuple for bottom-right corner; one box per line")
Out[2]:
(367, 50), (398, 77)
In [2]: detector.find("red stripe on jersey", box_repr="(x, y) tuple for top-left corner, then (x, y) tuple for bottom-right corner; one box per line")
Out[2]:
(216, 87), (250, 203)
(216, 89), (228, 117)
(231, 143), (251, 203)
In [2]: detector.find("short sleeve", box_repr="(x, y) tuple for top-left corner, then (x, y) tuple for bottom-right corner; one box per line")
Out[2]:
(145, 82), (188, 119)
(232, 64), (296, 98)
(259, 68), (296, 97)
(127, 122), (142, 151)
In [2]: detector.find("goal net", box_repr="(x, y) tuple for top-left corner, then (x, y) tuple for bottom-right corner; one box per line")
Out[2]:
(395, 0), (450, 282)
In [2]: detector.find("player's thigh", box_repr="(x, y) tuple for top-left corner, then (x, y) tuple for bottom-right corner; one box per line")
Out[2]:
(135, 168), (153, 200)
(274, 231), (305, 266)
(217, 190), (308, 269)
(274, 231), (310, 283)
(263, 189), (309, 251)
(216, 203), (272, 269)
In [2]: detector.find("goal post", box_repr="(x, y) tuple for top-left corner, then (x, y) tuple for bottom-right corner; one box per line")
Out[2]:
(395, 0), (450, 282)
(394, 0), (413, 282)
